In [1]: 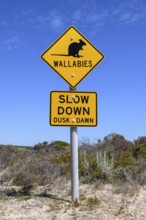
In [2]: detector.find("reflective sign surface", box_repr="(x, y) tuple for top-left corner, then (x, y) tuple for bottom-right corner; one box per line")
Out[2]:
(41, 26), (104, 88)
(50, 91), (97, 126)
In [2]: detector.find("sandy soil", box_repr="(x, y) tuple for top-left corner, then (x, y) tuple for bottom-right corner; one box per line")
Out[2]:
(0, 182), (146, 220)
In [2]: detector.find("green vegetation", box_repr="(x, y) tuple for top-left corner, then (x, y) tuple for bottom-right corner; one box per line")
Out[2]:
(0, 134), (146, 188)
(51, 140), (69, 147)
(86, 196), (100, 210)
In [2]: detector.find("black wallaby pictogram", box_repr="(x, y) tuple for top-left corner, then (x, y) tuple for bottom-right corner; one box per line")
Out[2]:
(51, 39), (86, 57)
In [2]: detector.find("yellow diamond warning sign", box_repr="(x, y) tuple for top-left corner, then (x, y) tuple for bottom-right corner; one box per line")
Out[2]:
(50, 91), (97, 127)
(41, 26), (104, 88)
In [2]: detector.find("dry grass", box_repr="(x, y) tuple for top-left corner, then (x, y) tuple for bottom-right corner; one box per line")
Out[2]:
(0, 134), (146, 219)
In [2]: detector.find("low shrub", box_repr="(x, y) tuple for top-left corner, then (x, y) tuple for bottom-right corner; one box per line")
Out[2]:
(0, 135), (146, 187)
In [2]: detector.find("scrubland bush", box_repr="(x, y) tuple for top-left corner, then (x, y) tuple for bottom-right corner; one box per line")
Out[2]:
(34, 140), (69, 152)
(78, 134), (146, 184)
(79, 150), (103, 182)
(0, 145), (16, 170)
(0, 134), (146, 187)
(0, 142), (70, 186)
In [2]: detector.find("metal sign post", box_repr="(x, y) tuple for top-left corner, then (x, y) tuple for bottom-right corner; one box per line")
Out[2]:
(70, 86), (79, 201)
(41, 26), (104, 202)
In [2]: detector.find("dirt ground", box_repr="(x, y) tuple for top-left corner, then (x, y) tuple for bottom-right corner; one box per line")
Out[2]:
(0, 182), (146, 220)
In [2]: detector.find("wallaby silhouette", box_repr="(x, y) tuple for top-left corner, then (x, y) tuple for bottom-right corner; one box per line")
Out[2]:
(68, 39), (86, 57)
(51, 39), (86, 57)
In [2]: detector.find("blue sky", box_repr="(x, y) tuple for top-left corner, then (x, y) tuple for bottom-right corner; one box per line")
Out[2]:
(0, 0), (146, 146)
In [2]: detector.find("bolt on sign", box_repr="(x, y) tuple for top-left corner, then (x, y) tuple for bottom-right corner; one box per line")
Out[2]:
(50, 91), (97, 126)
(41, 26), (104, 88)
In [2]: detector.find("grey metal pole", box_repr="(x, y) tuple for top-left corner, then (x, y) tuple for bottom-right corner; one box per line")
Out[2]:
(70, 86), (79, 201)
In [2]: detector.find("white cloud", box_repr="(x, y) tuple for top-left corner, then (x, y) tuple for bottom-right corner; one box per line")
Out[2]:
(1, 0), (146, 52)
(111, 0), (146, 25)
(2, 35), (21, 50)
(36, 11), (64, 32)
(86, 11), (108, 24)
(119, 12), (140, 24)
(71, 8), (108, 36)
(37, 15), (50, 26)
(50, 16), (63, 31)
(72, 10), (82, 21)
(119, 12), (131, 21)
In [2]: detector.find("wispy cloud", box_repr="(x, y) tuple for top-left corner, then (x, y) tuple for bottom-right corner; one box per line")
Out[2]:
(86, 12), (108, 24)
(71, 8), (109, 37)
(2, 35), (21, 50)
(72, 9), (108, 25)
(111, 0), (146, 25)
(50, 16), (64, 31)
(72, 10), (82, 21)
(2, 0), (146, 33)
(119, 12), (138, 24)
(68, 0), (146, 36)
(0, 0), (146, 52)
(36, 11), (64, 32)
